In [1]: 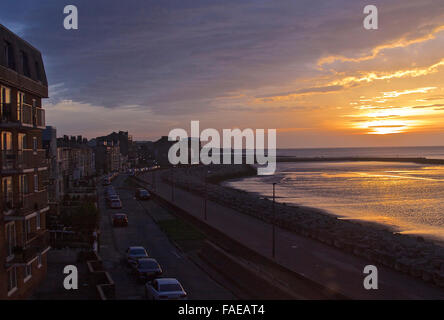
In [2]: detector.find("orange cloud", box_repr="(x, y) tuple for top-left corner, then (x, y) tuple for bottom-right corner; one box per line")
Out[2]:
(318, 24), (444, 66)
(330, 58), (444, 87)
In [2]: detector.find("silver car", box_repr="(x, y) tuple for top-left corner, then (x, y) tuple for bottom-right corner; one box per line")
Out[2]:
(145, 278), (187, 300)
(126, 246), (149, 267)
(109, 198), (122, 209)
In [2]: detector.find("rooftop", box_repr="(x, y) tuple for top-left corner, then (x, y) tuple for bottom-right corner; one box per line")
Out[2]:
(0, 24), (48, 97)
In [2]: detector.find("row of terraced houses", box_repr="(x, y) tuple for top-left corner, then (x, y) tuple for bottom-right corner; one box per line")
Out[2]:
(0, 24), (50, 299)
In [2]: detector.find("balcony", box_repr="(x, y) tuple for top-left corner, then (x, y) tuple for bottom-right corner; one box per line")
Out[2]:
(21, 190), (48, 213)
(1, 150), (15, 170)
(1, 149), (48, 172)
(3, 190), (49, 219)
(18, 150), (48, 169)
(7, 230), (50, 265)
(0, 103), (46, 129)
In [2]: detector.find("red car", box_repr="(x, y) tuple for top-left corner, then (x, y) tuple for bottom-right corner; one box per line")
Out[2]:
(112, 213), (128, 227)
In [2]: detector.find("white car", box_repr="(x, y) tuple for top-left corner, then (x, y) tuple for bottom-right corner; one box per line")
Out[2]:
(145, 278), (187, 300)
(126, 246), (149, 266)
(109, 198), (122, 209)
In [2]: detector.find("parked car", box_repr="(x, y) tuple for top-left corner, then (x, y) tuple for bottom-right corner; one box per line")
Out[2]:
(135, 188), (151, 200)
(107, 194), (120, 204)
(112, 213), (128, 227)
(104, 186), (114, 195)
(126, 246), (149, 266)
(105, 193), (115, 202)
(109, 198), (122, 209)
(105, 187), (116, 196)
(145, 278), (187, 300)
(132, 258), (162, 282)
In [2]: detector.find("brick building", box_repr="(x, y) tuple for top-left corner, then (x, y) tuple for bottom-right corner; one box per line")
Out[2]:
(94, 139), (123, 174)
(0, 24), (50, 299)
(56, 135), (95, 190)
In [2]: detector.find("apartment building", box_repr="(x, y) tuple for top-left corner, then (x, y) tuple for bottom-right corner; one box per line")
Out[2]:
(56, 135), (95, 190)
(95, 131), (134, 172)
(0, 24), (50, 299)
(94, 139), (123, 174)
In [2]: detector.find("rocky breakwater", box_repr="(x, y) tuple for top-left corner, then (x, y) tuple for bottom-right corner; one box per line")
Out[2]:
(161, 164), (444, 289)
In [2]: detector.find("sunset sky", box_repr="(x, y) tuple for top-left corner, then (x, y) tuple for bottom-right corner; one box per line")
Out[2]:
(2, 0), (444, 147)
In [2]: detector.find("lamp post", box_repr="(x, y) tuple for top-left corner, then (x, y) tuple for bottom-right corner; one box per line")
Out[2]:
(204, 168), (208, 221)
(171, 167), (175, 202)
(272, 182), (276, 259)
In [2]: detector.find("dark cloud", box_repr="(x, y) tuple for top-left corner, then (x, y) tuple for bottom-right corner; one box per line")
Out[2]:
(257, 85), (344, 99)
(1, 0), (326, 114)
(1, 0), (442, 119)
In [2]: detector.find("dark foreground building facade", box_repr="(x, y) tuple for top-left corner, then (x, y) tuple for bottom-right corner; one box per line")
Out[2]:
(0, 24), (50, 299)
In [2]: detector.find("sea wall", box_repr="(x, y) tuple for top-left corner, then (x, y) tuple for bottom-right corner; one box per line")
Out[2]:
(161, 164), (444, 288)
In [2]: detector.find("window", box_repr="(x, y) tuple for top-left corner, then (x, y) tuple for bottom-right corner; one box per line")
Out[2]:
(1, 131), (12, 150)
(24, 263), (32, 281)
(0, 86), (10, 104)
(19, 174), (28, 195)
(33, 136), (37, 151)
(24, 175), (29, 194)
(20, 51), (30, 78)
(34, 61), (41, 82)
(17, 92), (24, 122)
(18, 133), (26, 150)
(22, 134), (27, 149)
(5, 222), (16, 258)
(7, 267), (17, 293)
(1, 131), (13, 170)
(34, 174), (38, 192)
(159, 283), (183, 292)
(1, 86), (11, 119)
(24, 218), (31, 241)
(4, 41), (15, 70)
(2, 176), (13, 206)
(36, 212), (41, 229)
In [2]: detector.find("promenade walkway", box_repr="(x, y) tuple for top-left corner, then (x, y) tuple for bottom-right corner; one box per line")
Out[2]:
(141, 171), (444, 299)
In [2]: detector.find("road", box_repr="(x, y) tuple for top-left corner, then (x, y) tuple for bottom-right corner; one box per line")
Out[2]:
(98, 174), (235, 300)
(141, 170), (444, 300)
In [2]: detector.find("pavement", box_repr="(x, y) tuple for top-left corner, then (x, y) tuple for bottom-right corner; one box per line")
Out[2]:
(141, 170), (444, 300)
(31, 249), (96, 300)
(98, 174), (235, 300)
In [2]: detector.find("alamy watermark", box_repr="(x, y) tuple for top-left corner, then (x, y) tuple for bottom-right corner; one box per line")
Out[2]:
(167, 121), (276, 175)
(363, 265), (378, 290)
(63, 5), (78, 30)
(63, 265), (78, 290)
(363, 5), (378, 30)
(62, 4), (377, 31)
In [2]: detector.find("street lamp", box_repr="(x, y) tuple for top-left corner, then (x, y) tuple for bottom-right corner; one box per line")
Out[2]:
(171, 167), (175, 202)
(272, 182), (277, 259)
(203, 168), (210, 221)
